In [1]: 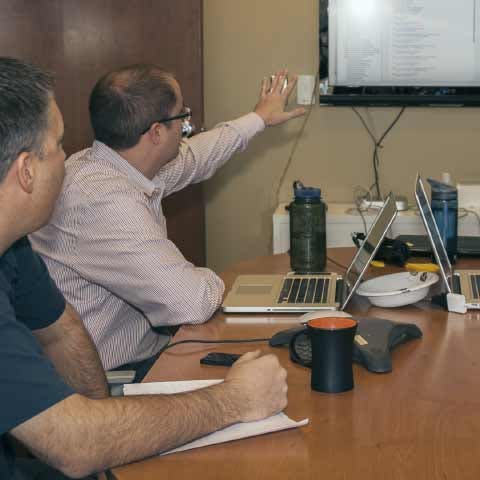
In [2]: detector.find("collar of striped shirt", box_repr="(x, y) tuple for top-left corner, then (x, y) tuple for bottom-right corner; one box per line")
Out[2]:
(92, 140), (163, 197)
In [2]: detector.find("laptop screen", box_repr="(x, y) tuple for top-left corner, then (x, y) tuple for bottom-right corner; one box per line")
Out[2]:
(414, 174), (453, 291)
(342, 192), (398, 308)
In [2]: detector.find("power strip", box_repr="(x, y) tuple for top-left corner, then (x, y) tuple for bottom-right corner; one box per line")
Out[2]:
(359, 196), (409, 211)
(360, 200), (384, 209)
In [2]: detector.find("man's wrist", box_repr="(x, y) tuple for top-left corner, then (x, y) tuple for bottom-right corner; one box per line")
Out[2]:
(207, 382), (245, 426)
(252, 110), (267, 127)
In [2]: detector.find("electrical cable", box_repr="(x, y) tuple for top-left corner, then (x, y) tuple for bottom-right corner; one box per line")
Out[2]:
(352, 185), (372, 235)
(327, 256), (349, 272)
(353, 188), (369, 236)
(351, 106), (406, 200)
(356, 206), (368, 236)
(275, 71), (320, 205)
(377, 108), (406, 146)
(162, 337), (271, 353)
(462, 208), (480, 228)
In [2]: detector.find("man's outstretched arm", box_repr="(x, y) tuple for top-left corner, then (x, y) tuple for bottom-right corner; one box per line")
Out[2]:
(160, 69), (306, 194)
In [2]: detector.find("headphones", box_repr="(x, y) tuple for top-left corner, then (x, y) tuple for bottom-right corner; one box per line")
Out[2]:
(181, 120), (195, 138)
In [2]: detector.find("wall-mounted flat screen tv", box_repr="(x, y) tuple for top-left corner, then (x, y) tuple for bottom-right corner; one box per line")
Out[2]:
(320, 0), (480, 106)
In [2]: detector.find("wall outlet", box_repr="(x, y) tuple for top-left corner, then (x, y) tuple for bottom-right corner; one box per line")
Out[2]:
(297, 74), (316, 105)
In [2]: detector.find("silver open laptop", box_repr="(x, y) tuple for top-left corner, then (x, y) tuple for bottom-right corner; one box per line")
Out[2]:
(415, 174), (480, 309)
(222, 193), (398, 313)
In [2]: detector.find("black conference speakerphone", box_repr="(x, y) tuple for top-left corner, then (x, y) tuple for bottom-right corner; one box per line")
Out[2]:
(269, 317), (422, 374)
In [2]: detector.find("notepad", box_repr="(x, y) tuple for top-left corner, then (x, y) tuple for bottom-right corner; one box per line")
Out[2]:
(123, 379), (308, 456)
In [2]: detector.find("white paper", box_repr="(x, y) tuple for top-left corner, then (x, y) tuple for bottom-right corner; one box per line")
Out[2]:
(163, 412), (308, 456)
(123, 380), (309, 456)
(123, 379), (223, 395)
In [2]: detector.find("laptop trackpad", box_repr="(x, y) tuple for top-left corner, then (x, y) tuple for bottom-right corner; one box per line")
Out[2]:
(236, 284), (274, 295)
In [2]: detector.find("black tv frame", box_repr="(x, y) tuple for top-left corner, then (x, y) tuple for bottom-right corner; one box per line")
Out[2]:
(320, 92), (480, 107)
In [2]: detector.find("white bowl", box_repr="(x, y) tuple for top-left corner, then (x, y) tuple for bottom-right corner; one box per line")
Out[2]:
(356, 271), (439, 308)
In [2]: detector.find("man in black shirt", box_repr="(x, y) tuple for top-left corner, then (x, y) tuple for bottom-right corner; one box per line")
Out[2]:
(0, 58), (288, 479)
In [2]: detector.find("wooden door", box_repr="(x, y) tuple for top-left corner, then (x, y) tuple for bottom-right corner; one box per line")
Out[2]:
(0, 0), (205, 265)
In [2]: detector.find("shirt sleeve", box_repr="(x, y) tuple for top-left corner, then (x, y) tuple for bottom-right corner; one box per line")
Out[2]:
(68, 190), (225, 327)
(13, 237), (66, 330)
(157, 112), (265, 197)
(0, 312), (74, 433)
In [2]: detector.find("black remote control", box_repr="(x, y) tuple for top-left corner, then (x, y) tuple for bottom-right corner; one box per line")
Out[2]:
(200, 352), (241, 367)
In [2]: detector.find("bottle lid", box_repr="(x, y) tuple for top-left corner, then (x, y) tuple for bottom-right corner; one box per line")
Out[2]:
(295, 187), (321, 199)
(427, 178), (457, 200)
(441, 172), (452, 185)
(293, 180), (321, 199)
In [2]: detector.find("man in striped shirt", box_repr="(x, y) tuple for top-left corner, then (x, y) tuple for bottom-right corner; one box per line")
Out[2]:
(2, 56), (289, 479)
(31, 64), (305, 377)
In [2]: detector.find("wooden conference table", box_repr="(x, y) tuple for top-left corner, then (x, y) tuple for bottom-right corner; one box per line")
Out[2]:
(113, 248), (480, 480)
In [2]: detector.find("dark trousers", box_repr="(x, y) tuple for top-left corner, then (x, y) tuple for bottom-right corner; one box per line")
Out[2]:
(112, 349), (162, 383)
(15, 458), (98, 479)
(112, 325), (178, 383)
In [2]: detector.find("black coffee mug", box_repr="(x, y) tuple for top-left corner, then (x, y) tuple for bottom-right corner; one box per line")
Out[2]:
(290, 317), (358, 393)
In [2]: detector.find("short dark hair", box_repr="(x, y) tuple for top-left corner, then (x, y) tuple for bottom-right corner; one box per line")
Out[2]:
(0, 57), (54, 182)
(89, 64), (177, 150)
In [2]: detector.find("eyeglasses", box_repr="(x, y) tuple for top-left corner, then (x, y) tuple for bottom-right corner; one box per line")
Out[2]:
(141, 107), (194, 137)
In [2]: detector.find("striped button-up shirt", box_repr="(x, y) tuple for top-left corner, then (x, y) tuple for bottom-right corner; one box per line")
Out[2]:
(31, 113), (265, 370)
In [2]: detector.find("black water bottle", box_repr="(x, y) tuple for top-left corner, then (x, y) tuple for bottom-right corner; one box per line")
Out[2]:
(288, 181), (327, 273)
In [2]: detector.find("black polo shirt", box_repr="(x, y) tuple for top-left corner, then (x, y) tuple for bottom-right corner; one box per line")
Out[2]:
(0, 237), (74, 479)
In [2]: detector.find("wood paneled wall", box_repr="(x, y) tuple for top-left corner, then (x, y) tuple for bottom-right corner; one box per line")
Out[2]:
(0, 0), (205, 265)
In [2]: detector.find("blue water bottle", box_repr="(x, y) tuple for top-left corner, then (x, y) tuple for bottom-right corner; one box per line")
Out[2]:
(427, 178), (458, 263)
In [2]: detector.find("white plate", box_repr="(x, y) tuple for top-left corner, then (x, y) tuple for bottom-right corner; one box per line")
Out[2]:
(356, 272), (439, 308)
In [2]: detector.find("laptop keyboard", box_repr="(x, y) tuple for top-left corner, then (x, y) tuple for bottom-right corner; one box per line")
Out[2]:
(277, 277), (330, 304)
(452, 274), (462, 295)
(470, 274), (480, 299)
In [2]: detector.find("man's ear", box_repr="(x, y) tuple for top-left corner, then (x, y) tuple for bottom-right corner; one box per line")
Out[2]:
(15, 152), (35, 194)
(147, 123), (166, 146)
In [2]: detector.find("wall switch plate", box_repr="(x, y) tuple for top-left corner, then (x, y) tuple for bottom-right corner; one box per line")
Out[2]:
(297, 74), (316, 105)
